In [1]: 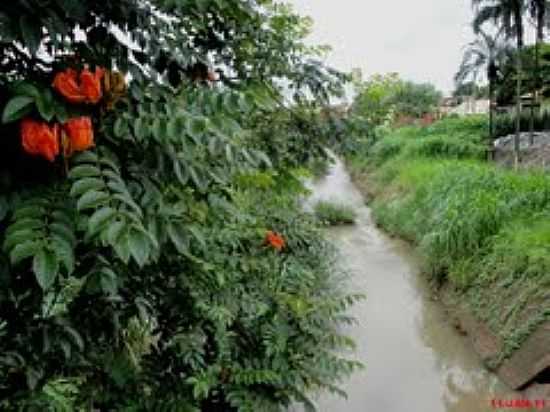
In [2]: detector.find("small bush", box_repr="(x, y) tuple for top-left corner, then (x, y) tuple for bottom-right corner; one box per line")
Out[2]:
(314, 201), (357, 226)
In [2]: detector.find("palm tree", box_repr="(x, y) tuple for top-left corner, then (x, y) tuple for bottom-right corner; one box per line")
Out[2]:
(472, 0), (526, 167)
(456, 29), (512, 149)
(527, 0), (547, 143)
(528, 0), (547, 42)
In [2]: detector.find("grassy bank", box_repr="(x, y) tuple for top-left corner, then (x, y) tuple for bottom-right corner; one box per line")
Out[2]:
(346, 116), (550, 367)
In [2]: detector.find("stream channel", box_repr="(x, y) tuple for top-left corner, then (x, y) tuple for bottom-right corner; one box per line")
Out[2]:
(296, 156), (517, 412)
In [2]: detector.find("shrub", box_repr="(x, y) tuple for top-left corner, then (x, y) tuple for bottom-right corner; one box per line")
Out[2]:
(313, 201), (357, 226)
(0, 1), (360, 410)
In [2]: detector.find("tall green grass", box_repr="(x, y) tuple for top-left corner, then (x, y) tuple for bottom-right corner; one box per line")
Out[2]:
(346, 116), (550, 364)
(368, 116), (487, 165)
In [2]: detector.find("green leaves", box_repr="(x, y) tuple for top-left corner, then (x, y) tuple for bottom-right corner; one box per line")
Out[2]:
(68, 150), (155, 266)
(2, 96), (34, 123)
(3, 83), (69, 124)
(33, 249), (59, 290)
(35, 89), (56, 122)
(2, 192), (77, 291)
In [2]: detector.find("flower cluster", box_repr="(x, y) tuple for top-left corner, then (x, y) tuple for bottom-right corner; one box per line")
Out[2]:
(20, 66), (105, 162)
(265, 230), (286, 251)
(53, 67), (104, 104)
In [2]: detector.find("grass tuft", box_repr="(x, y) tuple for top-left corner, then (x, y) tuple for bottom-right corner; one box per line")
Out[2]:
(314, 201), (357, 226)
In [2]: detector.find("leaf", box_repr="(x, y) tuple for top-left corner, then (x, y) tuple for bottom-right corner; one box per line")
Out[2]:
(152, 117), (167, 141)
(69, 164), (101, 179)
(3, 229), (35, 251)
(5, 218), (42, 241)
(114, 118), (128, 138)
(167, 222), (189, 254)
(133, 118), (149, 140)
(2, 95), (34, 123)
(63, 325), (84, 351)
(19, 15), (42, 55)
(14, 205), (45, 220)
(188, 226), (206, 249)
(35, 89), (55, 121)
(26, 367), (43, 391)
(112, 193), (142, 217)
(70, 177), (105, 197)
(88, 206), (116, 236)
(173, 159), (189, 186)
(49, 222), (76, 247)
(33, 248), (59, 290)
(225, 144), (233, 163)
(186, 116), (207, 142)
(100, 267), (118, 295)
(76, 190), (109, 211)
(10, 240), (41, 265)
(52, 236), (75, 274)
(106, 220), (126, 245)
(73, 150), (98, 163)
(128, 229), (150, 267)
(12, 82), (40, 98)
(113, 232), (131, 264)
(168, 117), (186, 141)
(189, 166), (205, 191)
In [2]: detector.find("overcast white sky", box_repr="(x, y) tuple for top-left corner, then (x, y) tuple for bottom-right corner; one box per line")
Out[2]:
(288, 1), (476, 96)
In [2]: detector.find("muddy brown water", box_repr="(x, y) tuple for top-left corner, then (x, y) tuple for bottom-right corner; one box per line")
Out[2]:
(297, 157), (518, 412)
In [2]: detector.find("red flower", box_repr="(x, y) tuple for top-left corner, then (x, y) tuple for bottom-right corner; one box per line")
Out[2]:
(63, 117), (94, 154)
(80, 67), (104, 104)
(53, 67), (104, 104)
(20, 119), (60, 162)
(53, 69), (86, 104)
(265, 230), (286, 251)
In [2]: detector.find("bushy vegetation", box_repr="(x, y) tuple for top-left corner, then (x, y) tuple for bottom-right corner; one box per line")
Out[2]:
(0, 1), (361, 410)
(363, 116), (487, 166)
(346, 116), (550, 367)
(313, 201), (357, 226)
(351, 73), (442, 127)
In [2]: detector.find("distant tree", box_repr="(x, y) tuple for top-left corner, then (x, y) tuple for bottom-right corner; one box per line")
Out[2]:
(456, 28), (512, 139)
(386, 81), (443, 118)
(351, 72), (402, 126)
(352, 74), (441, 126)
(472, 0), (526, 166)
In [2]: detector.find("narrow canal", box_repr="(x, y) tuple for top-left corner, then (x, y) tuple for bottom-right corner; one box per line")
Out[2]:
(299, 156), (515, 412)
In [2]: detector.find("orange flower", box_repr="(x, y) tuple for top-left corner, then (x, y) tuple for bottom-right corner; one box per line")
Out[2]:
(80, 67), (104, 104)
(53, 69), (86, 104)
(265, 230), (285, 251)
(52, 67), (105, 104)
(20, 119), (60, 162)
(63, 117), (94, 153)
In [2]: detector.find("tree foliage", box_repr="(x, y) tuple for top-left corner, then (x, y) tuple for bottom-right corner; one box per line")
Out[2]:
(0, 1), (361, 410)
(351, 73), (442, 127)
